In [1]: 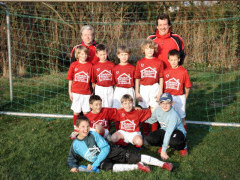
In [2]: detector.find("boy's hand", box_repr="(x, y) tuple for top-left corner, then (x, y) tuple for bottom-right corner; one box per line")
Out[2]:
(136, 93), (143, 102)
(69, 92), (73, 101)
(70, 167), (78, 173)
(87, 164), (93, 170)
(161, 151), (169, 160)
(155, 94), (161, 102)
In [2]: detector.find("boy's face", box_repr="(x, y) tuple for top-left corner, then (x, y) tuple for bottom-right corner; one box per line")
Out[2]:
(160, 101), (173, 112)
(117, 53), (129, 64)
(144, 46), (154, 58)
(121, 100), (133, 112)
(168, 55), (180, 69)
(97, 50), (108, 62)
(77, 120), (90, 139)
(81, 29), (93, 46)
(157, 19), (171, 36)
(76, 50), (88, 63)
(90, 100), (102, 114)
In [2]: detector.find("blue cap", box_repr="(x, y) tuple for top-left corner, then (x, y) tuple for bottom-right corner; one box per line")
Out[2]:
(160, 93), (172, 102)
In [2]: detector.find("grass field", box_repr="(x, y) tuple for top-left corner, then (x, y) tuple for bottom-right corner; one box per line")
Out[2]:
(0, 115), (240, 179)
(0, 70), (240, 179)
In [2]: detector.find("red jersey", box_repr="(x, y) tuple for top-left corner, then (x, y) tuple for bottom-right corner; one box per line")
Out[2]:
(70, 41), (99, 65)
(117, 108), (151, 132)
(134, 57), (164, 85)
(92, 61), (115, 87)
(66, 61), (92, 95)
(163, 66), (191, 95)
(148, 30), (185, 69)
(113, 63), (135, 88)
(85, 108), (119, 130)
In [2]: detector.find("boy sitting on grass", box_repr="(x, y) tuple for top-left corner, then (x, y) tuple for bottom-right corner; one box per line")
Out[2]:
(144, 93), (187, 160)
(111, 94), (151, 149)
(67, 116), (173, 173)
(85, 95), (119, 140)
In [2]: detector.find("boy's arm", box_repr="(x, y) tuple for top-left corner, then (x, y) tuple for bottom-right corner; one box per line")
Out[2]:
(185, 87), (190, 100)
(135, 79), (142, 102)
(67, 144), (80, 169)
(68, 80), (73, 101)
(144, 108), (158, 124)
(162, 117), (178, 152)
(91, 132), (110, 168)
(155, 77), (163, 101)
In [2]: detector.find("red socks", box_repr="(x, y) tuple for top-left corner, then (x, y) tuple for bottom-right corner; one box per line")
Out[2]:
(184, 124), (187, 132)
(151, 122), (159, 132)
(115, 139), (127, 146)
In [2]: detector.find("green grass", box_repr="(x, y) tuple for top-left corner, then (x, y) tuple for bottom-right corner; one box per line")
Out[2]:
(0, 70), (240, 179)
(0, 115), (240, 179)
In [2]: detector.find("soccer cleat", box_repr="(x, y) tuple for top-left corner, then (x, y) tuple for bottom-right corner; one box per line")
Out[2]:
(179, 148), (188, 157)
(69, 131), (78, 140)
(157, 147), (162, 155)
(161, 162), (173, 171)
(137, 162), (151, 173)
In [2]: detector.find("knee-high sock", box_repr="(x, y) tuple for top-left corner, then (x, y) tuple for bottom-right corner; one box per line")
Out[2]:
(73, 114), (78, 130)
(112, 164), (138, 172)
(141, 154), (164, 167)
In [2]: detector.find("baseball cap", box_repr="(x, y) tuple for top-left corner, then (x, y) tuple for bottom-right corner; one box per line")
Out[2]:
(160, 93), (172, 102)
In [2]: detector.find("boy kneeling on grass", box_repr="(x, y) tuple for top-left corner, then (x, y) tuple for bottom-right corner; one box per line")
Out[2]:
(67, 116), (173, 173)
(144, 93), (187, 160)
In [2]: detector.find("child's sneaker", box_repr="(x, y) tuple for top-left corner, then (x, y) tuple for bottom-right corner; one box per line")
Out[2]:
(157, 147), (162, 154)
(161, 162), (173, 171)
(69, 131), (78, 140)
(179, 148), (188, 157)
(137, 162), (150, 173)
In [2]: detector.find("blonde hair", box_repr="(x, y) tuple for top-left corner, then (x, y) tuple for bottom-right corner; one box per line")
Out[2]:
(121, 94), (134, 103)
(117, 46), (131, 55)
(75, 46), (88, 59)
(140, 39), (158, 55)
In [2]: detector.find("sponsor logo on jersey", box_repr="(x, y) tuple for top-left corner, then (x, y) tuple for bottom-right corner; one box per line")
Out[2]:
(74, 71), (89, 83)
(93, 119), (108, 128)
(165, 78), (180, 90)
(140, 67), (157, 78)
(98, 70), (112, 82)
(120, 119), (136, 131)
(84, 145), (100, 161)
(117, 73), (131, 85)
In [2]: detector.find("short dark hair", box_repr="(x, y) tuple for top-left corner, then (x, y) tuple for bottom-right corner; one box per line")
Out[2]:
(156, 14), (172, 26)
(89, 95), (102, 104)
(96, 44), (107, 52)
(76, 116), (90, 127)
(168, 49), (180, 59)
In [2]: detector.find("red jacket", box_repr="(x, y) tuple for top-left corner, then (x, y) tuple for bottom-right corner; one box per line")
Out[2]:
(70, 41), (99, 65)
(148, 30), (185, 69)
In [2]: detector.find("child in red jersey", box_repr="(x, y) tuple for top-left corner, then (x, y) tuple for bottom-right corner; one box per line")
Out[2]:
(112, 46), (136, 109)
(134, 39), (164, 135)
(66, 46), (93, 140)
(111, 94), (151, 149)
(163, 49), (191, 131)
(92, 44), (115, 107)
(85, 95), (119, 140)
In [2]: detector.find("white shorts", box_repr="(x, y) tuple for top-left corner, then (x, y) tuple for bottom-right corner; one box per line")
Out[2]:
(95, 85), (113, 108)
(118, 130), (142, 144)
(172, 94), (186, 118)
(139, 83), (159, 108)
(71, 93), (90, 113)
(113, 87), (136, 109)
(90, 128), (109, 139)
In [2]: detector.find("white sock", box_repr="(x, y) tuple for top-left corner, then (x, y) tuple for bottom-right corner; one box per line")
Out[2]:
(141, 154), (164, 167)
(112, 164), (138, 172)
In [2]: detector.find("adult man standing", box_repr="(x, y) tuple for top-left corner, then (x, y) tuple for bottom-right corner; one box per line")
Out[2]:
(71, 25), (99, 65)
(148, 14), (185, 68)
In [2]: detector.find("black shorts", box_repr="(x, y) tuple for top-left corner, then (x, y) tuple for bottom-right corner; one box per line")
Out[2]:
(100, 144), (141, 171)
